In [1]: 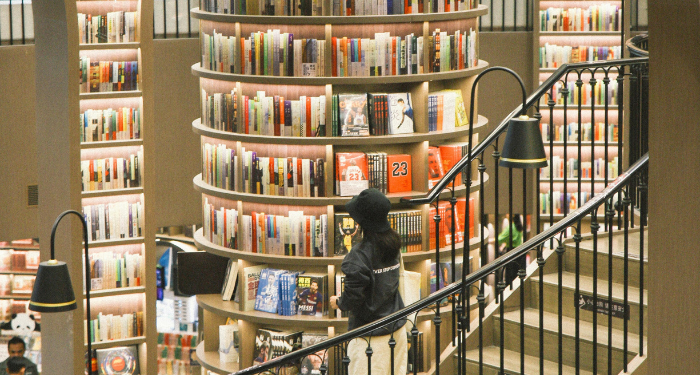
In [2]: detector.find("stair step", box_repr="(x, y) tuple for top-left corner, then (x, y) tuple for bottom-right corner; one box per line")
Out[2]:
(531, 272), (647, 335)
(493, 308), (643, 372)
(462, 346), (594, 375)
(560, 231), (648, 288)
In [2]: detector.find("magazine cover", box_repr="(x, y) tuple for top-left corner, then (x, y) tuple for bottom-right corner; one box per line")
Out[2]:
(338, 94), (369, 136)
(253, 329), (276, 365)
(333, 213), (362, 255)
(387, 93), (414, 135)
(336, 153), (369, 196)
(427, 147), (445, 189)
(296, 274), (328, 317)
(254, 268), (285, 314)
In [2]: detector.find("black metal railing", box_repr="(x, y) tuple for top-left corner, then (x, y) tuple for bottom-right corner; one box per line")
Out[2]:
(228, 56), (649, 375)
(1, 0), (34, 45)
(479, 0), (532, 32)
(154, 0), (199, 39)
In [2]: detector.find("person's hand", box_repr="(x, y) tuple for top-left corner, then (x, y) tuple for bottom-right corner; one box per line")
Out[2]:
(329, 295), (339, 310)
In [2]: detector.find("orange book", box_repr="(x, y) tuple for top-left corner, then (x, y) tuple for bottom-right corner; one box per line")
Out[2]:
(391, 37), (397, 75)
(387, 154), (412, 193)
(251, 211), (258, 253)
(336, 152), (369, 196)
(342, 37), (348, 77)
(436, 94), (444, 131)
(428, 147), (445, 189)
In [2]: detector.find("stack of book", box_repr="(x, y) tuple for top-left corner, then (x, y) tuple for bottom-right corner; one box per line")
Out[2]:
(241, 149), (325, 197)
(240, 211), (328, 256)
(541, 77), (619, 105)
(539, 44), (622, 69)
(540, 122), (619, 143)
(237, 91), (327, 137)
(86, 311), (144, 343)
(427, 90), (469, 133)
(239, 31), (325, 77)
(88, 251), (144, 290)
(332, 92), (415, 136)
(83, 201), (143, 242)
(334, 210), (422, 255)
(80, 107), (141, 143)
(79, 57), (139, 93)
(77, 11), (138, 44)
(202, 143), (237, 191)
(201, 88), (238, 132)
(539, 5), (621, 32)
(428, 197), (475, 250)
(80, 151), (143, 191)
(202, 198), (239, 249)
(201, 30), (237, 73)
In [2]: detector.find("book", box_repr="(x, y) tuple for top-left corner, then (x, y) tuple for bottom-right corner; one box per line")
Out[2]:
(406, 331), (424, 373)
(219, 323), (239, 363)
(427, 146), (445, 189)
(255, 268), (286, 313)
(334, 213), (362, 255)
(95, 345), (140, 375)
(296, 273), (328, 317)
(254, 328), (303, 371)
(241, 264), (268, 311)
(386, 92), (414, 134)
(335, 152), (369, 196)
(439, 142), (469, 186)
(338, 94), (369, 136)
(335, 271), (348, 318)
(300, 333), (329, 375)
(386, 154), (412, 193)
(221, 259), (239, 301)
(401, 270), (422, 306)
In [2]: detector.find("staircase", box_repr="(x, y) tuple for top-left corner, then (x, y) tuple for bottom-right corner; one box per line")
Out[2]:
(461, 227), (648, 374)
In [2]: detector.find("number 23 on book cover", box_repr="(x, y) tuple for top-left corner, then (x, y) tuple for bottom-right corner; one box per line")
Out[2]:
(386, 154), (412, 193)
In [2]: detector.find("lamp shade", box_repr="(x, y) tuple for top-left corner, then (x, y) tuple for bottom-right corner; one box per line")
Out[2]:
(29, 260), (77, 313)
(499, 115), (548, 169)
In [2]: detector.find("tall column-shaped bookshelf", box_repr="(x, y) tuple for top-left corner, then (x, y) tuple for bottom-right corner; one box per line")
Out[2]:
(533, 0), (630, 225)
(34, 0), (156, 373)
(189, 2), (491, 374)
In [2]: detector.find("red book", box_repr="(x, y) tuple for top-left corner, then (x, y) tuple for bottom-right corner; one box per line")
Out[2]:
(439, 142), (469, 186)
(336, 152), (369, 196)
(244, 96), (250, 134)
(332, 37), (338, 77)
(273, 95), (281, 136)
(305, 97), (312, 137)
(391, 37), (397, 75)
(305, 216), (311, 256)
(387, 154), (412, 193)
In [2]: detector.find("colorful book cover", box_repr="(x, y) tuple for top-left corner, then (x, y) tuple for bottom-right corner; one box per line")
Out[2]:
(296, 273), (328, 316)
(242, 264), (268, 311)
(387, 92), (414, 135)
(338, 93), (369, 136)
(336, 152), (368, 196)
(428, 146), (445, 189)
(255, 268), (286, 313)
(438, 142), (469, 186)
(301, 333), (329, 375)
(334, 213), (361, 255)
(386, 154), (412, 193)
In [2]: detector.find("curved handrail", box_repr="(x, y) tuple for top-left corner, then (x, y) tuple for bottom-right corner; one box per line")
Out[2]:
(401, 57), (649, 205)
(627, 34), (649, 57)
(231, 152), (648, 375)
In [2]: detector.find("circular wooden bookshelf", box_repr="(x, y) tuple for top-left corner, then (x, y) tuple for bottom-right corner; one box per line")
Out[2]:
(195, 227), (485, 265)
(191, 5), (488, 24)
(192, 60), (489, 85)
(195, 341), (240, 375)
(192, 116), (488, 145)
(194, 173), (485, 206)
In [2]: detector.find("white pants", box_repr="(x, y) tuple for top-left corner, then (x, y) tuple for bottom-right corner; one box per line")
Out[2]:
(347, 325), (407, 375)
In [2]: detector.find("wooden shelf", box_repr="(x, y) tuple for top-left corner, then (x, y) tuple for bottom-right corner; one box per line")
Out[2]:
(195, 341), (240, 375)
(194, 174), (483, 206)
(192, 60), (489, 85)
(191, 5), (488, 24)
(79, 42), (141, 50)
(81, 187), (144, 198)
(88, 286), (146, 298)
(81, 139), (143, 149)
(88, 237), (145, 247)
(193, 116), (488, 145)
(80, 91), (142, 100)
(193, 227), (485, 265)
(539, 31), (622, 37)
(197, 293), (474, 327)
(86, 336), (146, 349)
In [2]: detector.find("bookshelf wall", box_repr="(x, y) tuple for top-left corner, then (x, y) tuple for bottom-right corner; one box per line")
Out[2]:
(189, 3), (491, 374)
(533, 0), (630, 221)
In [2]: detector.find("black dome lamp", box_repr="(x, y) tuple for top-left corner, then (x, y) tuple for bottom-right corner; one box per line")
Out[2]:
(29, 209), (94, 374)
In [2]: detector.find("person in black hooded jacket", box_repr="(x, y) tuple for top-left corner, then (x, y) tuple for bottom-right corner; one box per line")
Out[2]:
(329, 188), (407, 375)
